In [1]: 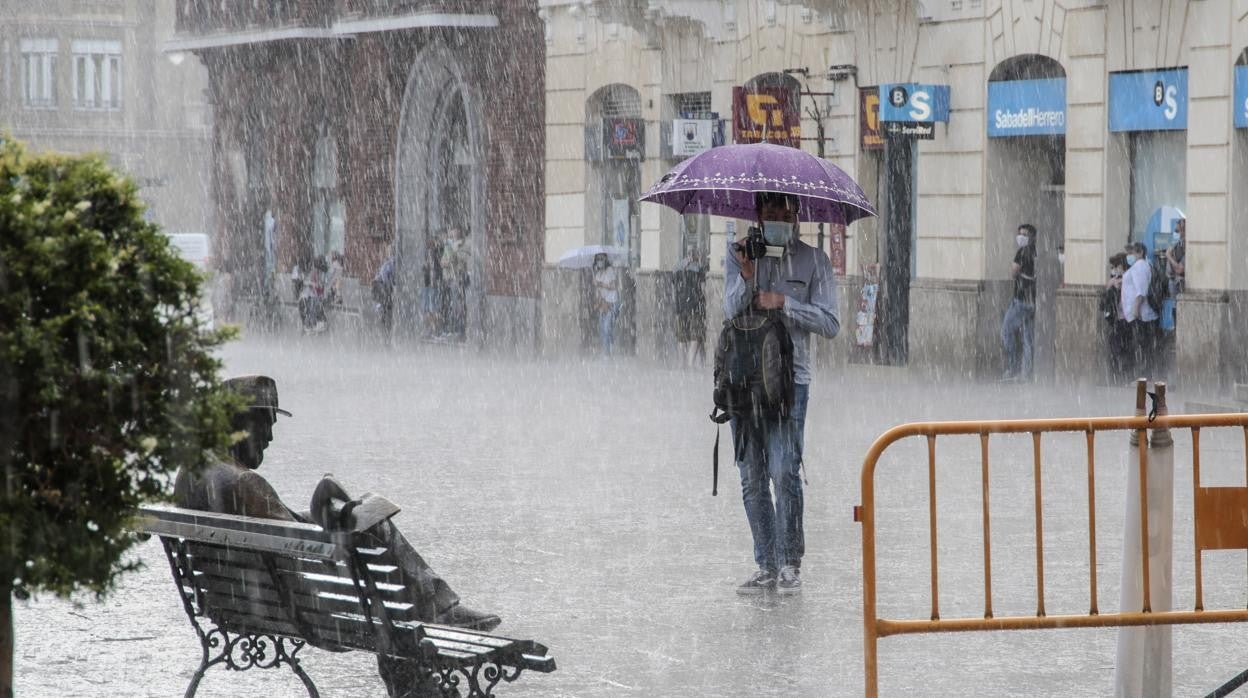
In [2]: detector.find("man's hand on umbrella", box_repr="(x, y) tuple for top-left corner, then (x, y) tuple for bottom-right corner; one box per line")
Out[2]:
(755, 291), (786, 310)
(734, 248), (755, 281)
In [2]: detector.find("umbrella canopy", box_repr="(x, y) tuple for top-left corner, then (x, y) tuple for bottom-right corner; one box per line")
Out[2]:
(1142, 205), (1185, 257)
(556, 244), (628, 269)
(639, 143), (877, 224)
(1145, 205), (1186, 235)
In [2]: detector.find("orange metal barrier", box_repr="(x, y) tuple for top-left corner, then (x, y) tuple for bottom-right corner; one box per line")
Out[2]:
(857, 407), (1248, 696)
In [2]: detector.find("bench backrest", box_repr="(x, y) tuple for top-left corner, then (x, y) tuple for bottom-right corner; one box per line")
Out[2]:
(138, 506), (555, 673)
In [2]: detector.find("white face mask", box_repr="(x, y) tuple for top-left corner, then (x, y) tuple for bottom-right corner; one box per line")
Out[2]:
(1126, 254), (1138, 267)
(762, 221), (794, 246)
(1016, 234), (1029, 249)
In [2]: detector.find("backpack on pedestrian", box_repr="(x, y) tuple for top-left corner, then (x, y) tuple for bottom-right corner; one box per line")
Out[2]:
(1146, 258), (1169, 315)
(707, 310), (795, 496)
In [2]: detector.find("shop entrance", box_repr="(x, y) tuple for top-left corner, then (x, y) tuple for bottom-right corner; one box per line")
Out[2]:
(985, 55), (1066, 381)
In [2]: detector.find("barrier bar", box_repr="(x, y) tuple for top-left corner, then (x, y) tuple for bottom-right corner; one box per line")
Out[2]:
(1086, 430), (1098, 615)
(1137, 427), (1152, 612)
(877, 608), (1248, 637)
(981, 433), (993, 619)
(1193, 427), (1203, 612)
(928, 434), (939, 621)
(1033, 432), (1046, 617)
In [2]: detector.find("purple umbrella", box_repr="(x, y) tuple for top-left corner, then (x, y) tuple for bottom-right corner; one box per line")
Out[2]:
(639, 143), (876, 224)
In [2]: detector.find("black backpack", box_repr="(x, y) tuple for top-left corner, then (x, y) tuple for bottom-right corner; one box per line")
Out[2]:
(707, 310), (795, 495)
(1146, 259), (1169, 314)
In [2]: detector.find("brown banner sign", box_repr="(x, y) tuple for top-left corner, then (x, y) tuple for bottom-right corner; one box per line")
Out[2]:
(732, 86), (801, 148)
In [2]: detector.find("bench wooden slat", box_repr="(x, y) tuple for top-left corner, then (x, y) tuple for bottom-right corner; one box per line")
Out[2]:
(175, 533), (410, 594)
(140, 507), (343, 560)
(193, 570), (420, 625)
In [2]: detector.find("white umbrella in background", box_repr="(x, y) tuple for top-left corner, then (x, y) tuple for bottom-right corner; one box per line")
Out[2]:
(556, 244), (628, 270)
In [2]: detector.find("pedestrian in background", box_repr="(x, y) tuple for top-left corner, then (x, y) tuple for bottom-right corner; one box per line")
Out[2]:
(1000, 223), (1037, 382)
(672, 243), (706, 367)
(1101, 252), (1130, 382)
(1165, 217), (1186, 298)
(298, 255), (328, 334)
(325, 251), (345, 306)
(421, 237), (443, 338)
(372, 244), (396, 332)
(1121, 241), (1159, 379)
(1161, 216), (1186, 379)
(440, 227), (470, 341)
(592, 253), (620, 356)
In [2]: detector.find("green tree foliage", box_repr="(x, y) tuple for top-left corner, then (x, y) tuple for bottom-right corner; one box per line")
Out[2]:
(0, 138), (240, 695)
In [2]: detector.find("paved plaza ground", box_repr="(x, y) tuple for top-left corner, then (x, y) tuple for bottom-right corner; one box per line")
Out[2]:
(13, 337), (1248, 696)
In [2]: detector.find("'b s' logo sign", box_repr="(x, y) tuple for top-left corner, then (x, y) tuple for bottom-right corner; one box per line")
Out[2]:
(1153, 79), (1178, 120)
(889, 86), (909, 109)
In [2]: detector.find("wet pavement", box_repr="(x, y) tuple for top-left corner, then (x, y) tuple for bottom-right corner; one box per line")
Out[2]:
(14, 336), (1248, 696)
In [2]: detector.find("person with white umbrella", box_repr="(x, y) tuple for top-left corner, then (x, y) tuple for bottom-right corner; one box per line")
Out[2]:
(592, 253), (620, 356)
(556, 245), (628, 356)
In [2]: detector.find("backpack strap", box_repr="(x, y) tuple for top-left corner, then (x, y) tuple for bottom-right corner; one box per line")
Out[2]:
(712, 423), (720, 497)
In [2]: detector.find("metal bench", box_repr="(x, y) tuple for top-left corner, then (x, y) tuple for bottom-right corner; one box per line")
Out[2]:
(137, 505), (555, 697)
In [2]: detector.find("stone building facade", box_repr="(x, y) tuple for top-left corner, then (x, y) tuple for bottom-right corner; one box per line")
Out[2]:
(0, 0), (211, 236)
(538, 0), (1248, 390)
(171, 0), (545, 349)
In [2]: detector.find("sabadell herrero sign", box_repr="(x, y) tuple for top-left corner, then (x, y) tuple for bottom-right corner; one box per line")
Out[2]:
(987, 78), (1067, 137)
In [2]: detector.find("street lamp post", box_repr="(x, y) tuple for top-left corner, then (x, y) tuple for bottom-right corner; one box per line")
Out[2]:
(784, 68), (827, 252)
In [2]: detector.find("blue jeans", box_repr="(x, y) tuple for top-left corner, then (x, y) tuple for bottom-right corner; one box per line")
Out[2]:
(732, 383), (809, 571)
(598, 304), (619, 356)
(1000, 298), (1035, 379)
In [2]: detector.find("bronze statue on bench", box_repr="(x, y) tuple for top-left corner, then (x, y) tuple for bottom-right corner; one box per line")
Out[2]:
(174, 375), (500, 697)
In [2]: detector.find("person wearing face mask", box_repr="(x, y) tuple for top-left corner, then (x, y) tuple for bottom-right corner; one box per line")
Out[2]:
(1120, 241), (1159, 379)
(723, 191), (840, 596)
(592, 253), (620, 356)
(1000, 224), (1037, 382)
(1164, 218), (1186, 297)
(1101, 253), (1130, 382)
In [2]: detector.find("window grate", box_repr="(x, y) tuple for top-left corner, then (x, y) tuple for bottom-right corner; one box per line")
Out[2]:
(675, 91), (712, 117)
(601, 85), (641, 118)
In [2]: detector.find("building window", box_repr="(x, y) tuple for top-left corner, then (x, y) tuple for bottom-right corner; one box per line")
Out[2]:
(20, 39), (57, 108)
(71, 40), (122, 110)
(674, 91), (712, 117)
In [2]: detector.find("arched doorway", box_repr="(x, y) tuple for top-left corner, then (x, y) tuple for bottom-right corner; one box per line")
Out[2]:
(985, 54), (1067, 381)
(394, 44), (486, 344)
(585, 83), (642, 354)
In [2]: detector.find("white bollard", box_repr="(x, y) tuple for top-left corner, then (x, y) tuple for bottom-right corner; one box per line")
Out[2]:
(1114, 381), (1174, 698)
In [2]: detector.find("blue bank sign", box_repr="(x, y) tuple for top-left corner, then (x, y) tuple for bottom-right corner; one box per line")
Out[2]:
(987, 78), (1066, 137)
(878, 83), (950, 138)
(1235, 66), (1248, 128)
(1108, 68), (1188, 132)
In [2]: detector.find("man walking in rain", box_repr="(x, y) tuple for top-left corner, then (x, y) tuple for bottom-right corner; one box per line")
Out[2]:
(1000, 223), (1037, 382)
(1122, 241), (1160, 379)
(725, 192), (839, 596)
(174, 375), (499, 697)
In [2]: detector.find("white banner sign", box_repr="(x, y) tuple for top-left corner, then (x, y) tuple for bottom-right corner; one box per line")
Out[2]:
(672, 119), (715, 156)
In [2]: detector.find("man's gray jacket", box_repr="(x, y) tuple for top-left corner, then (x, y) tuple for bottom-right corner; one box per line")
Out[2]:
(724, 237), (840, 385)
